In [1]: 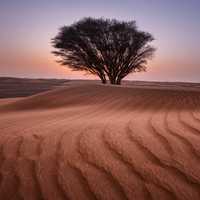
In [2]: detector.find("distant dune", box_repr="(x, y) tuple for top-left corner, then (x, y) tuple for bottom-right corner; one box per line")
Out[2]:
(0, 80), (200, 199)
(0, 77), (69, 98)
(1, 77), (200, 98)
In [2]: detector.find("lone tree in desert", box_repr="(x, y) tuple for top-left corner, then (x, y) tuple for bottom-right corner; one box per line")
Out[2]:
(52, 17), (155, 84)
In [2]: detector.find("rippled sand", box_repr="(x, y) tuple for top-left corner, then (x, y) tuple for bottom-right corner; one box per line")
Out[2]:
(0, 83), (200, 200)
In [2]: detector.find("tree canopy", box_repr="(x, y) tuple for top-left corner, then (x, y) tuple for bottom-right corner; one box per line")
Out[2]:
(52, 17), (155, 84)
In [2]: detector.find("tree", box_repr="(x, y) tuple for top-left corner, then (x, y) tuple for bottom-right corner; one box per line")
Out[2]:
(52, 17), (155, 84)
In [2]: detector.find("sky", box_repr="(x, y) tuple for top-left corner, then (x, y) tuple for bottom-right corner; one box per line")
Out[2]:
(0, 0), (200, 82)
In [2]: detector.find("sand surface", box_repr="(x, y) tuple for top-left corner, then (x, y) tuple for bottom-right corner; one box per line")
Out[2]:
(1, 82), (200, 200)
(0, 77), (68, 98)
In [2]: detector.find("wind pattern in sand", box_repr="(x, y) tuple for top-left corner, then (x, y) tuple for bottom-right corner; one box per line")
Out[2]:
(1, 84), (200, 200)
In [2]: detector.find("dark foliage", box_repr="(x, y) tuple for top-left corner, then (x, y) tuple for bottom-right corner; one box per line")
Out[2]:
(52, 17), (155, 84)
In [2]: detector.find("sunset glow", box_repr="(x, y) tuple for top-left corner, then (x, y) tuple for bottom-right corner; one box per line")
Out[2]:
(0, 0), (200, 82)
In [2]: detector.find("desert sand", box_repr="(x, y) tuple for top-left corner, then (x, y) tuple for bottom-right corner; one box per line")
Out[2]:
(0, 77), (68, 98)
(0, 80), (200, 200)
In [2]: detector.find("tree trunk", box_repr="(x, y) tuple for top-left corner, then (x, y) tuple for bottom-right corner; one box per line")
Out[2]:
(116, 79), (121, 85)
(99, 74), (107, 84)
(101, 78), (107, 84)
(109, 76), (122, 85)
(109, 77), (116, 84)
(116, 76), (122, 85)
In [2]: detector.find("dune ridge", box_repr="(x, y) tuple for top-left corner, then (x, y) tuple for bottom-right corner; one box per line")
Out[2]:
(0, 83), (200, 199)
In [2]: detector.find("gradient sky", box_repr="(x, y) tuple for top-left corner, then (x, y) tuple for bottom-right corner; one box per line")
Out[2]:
(0, 0), (200, 82)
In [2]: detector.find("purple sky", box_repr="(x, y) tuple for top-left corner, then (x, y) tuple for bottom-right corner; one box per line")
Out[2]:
(0, 0), (200, 82)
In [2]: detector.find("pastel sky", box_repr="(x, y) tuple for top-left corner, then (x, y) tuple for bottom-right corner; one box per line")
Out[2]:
(0, 0), (200, 82)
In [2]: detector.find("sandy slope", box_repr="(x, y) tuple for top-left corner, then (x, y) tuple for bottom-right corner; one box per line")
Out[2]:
(0, 77), (68, 98)
(0, 83), (200, 200)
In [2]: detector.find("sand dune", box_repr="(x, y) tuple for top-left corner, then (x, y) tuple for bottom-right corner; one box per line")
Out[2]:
(0, 83), (200, 199)
(0, 77), (68, 98)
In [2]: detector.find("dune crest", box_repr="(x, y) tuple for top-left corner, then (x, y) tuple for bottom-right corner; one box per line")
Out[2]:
(0, 83), (200, 199)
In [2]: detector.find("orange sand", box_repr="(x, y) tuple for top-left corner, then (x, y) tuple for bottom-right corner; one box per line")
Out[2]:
(0, 82), (200, 200)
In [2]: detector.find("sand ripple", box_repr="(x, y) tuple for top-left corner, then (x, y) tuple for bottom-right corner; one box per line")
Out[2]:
(0, 84), (200, 199)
